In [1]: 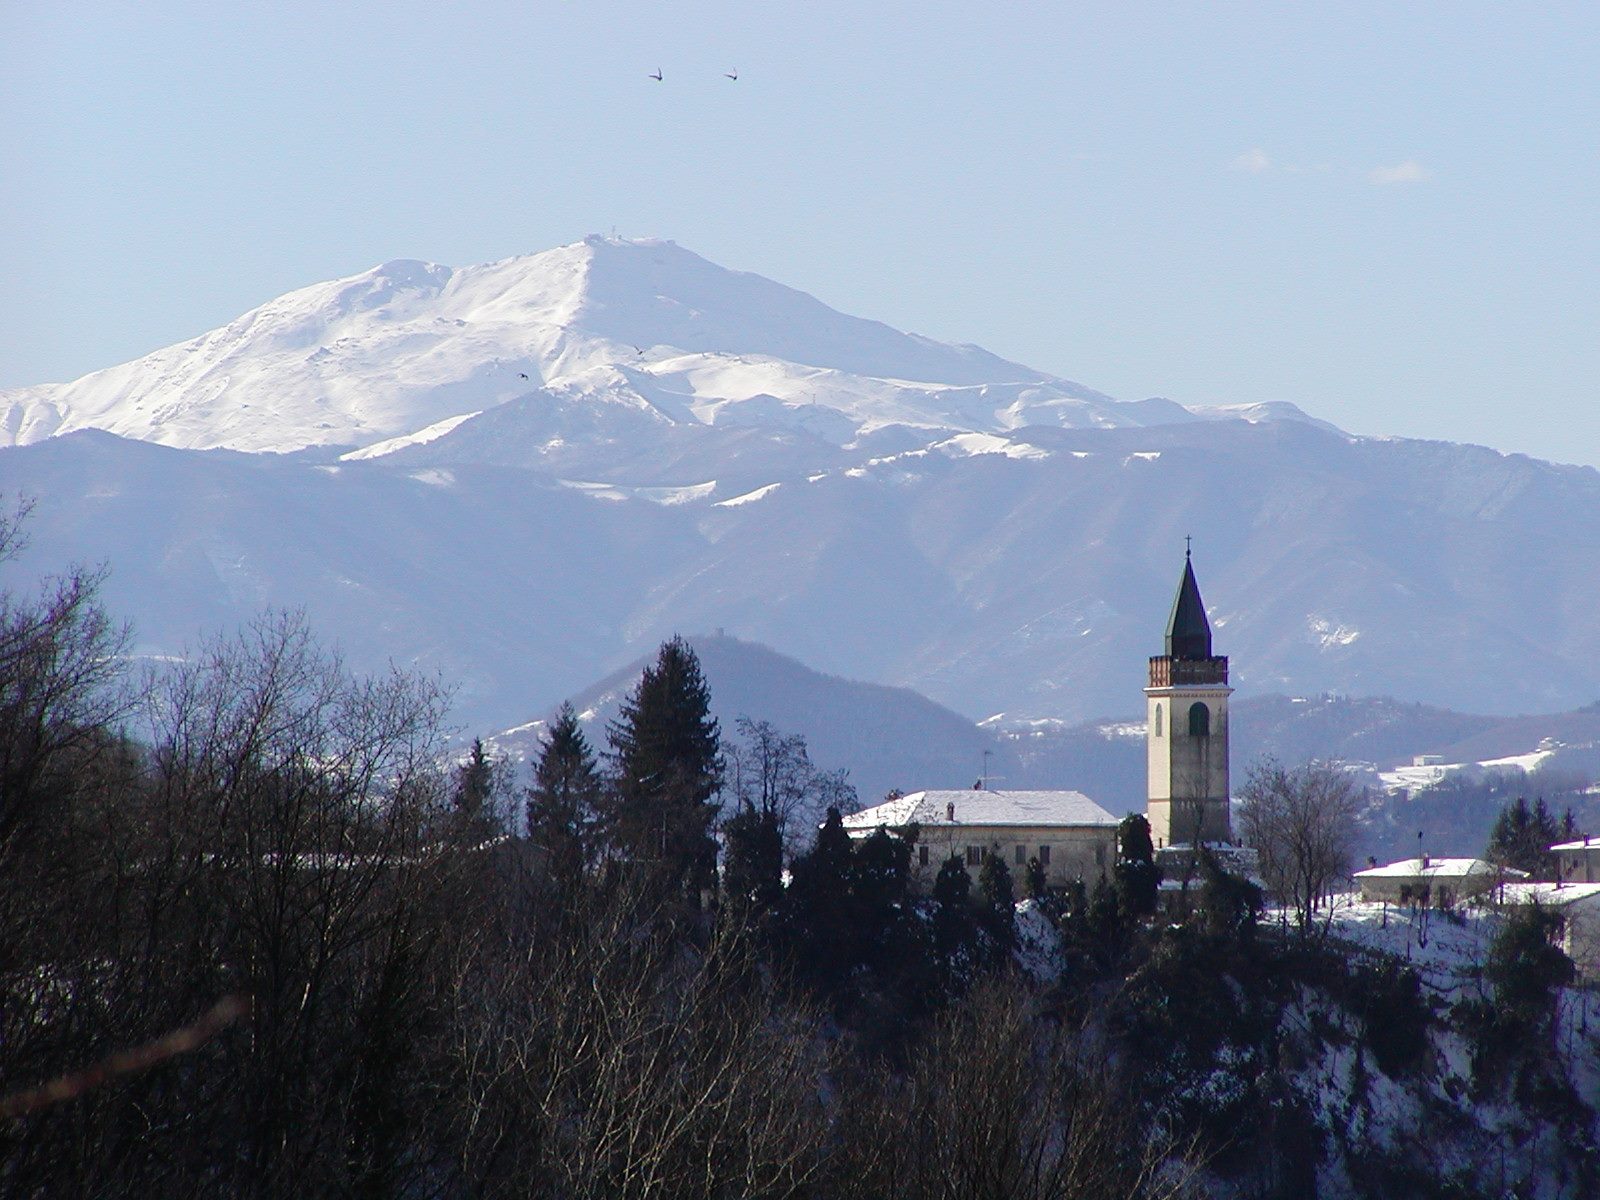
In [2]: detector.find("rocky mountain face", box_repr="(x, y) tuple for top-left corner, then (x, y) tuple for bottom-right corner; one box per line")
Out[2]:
(1, 237), (1596, 739)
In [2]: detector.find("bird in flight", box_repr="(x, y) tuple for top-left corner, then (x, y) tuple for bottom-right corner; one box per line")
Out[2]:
(724, 69), (738, 81)
(518, 372), (529, 380)
(648, 68), (663, 81)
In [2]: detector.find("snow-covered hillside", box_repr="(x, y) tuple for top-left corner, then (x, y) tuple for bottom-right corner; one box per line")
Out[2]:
(3, 236), (1598, 746)
(2, 236), (1258, 456)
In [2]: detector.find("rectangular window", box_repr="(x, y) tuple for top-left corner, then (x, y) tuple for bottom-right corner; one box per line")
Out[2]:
(966, 846), (980, 867)
(1038, 845), (1051, 866)
(1014, 844), (1026, 866)
(1095, 845), (1106, 868)
(918, 845), (929, 867)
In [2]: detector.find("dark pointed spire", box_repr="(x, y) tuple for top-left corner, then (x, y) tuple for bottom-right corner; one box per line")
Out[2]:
(1165, 548), (1212, 659)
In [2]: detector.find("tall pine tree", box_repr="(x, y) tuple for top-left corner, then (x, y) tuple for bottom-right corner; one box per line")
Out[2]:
(527, 702), (602, 886)
(605, 637), (723, 902)
(1486, 796), (1565, 880)
(785, 806), (858, 982)
(977, 852), (1016, 956)
(450, 737), (505, 842)
(722, 805), (783, 917)
(1114, 813), (1160, 917)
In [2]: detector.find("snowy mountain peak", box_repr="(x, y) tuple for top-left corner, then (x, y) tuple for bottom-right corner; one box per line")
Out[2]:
(0, 238), (1337, 457)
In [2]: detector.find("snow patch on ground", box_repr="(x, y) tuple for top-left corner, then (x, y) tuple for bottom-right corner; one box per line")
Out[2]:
(1308, 615), (1362, 648)
(715, 482), (782, 507)
(1376, 744), (1560, 793)
(558, 479), (716, 506)
(1013, 899), (1065, 982)
(342, 411), (478, 461)
(409, 468), (456, 488)
(934, 432), (1053, 461)
(1096, 721), (1147, 739)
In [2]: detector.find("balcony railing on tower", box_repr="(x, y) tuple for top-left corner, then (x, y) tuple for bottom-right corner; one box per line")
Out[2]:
(1148, 656), (1228, 687)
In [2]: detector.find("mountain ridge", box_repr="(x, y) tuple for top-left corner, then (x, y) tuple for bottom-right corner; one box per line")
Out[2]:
(0, 236), (1325, 458)
(1, 237), (1595, 737)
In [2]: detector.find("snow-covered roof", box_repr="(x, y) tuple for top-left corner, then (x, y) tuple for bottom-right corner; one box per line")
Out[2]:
(1493, 881), (1600, 909)
(1551, 837), (1600, 852)
(1354, 857), (1526, 881)
(842, 789), (1118, 832)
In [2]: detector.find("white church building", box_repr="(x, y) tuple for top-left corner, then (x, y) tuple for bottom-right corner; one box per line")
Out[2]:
(843, 551), (1247, 890)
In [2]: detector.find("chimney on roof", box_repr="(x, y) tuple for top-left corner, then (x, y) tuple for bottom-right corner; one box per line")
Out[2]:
(947, 801), (956, 822)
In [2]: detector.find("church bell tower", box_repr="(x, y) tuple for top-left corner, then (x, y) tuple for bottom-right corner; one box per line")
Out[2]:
(1146, 549), (1232, 848)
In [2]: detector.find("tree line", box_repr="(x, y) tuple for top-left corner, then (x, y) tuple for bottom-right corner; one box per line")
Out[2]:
(0, 508), (1190, 1199)
(3, 498), (1592, 1199)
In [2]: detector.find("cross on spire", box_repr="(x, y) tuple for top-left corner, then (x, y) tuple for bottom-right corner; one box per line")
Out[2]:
(1185, 534), (1192, 559)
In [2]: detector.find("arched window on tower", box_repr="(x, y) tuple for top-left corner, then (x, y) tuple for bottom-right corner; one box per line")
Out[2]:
(1188, 701), (1210, 738)
(1153, 705), (1163, 737)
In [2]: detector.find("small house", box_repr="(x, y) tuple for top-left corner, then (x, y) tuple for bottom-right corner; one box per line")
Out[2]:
(1353, 856), (1525, 907)
(1494, 882), (1600, 980)
(1552, 837), (1600, 885)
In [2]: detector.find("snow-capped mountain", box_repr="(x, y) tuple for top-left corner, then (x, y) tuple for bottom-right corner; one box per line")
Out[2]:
(1, 236), (1321, 457)
(2, 237), (1596, 738)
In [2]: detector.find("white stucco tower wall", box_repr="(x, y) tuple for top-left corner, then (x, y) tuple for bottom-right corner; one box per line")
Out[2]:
(1145, 553), (1233, 848)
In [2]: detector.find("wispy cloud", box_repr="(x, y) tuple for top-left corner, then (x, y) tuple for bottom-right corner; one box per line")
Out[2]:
(1368, 160), (1433, 185)
(1233, 147), (1271, 173)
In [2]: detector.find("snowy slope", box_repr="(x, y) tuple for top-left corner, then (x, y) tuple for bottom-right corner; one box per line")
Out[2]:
(3, 235), (1597, 753)
(7, 416), (1600, 740)
(2, 236), (1205, 455)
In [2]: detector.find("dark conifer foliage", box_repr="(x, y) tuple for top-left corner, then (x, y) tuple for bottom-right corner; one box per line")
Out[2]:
(1484, 902), (1575, 1031)
(978, 852), (1016, 954)
(1485, 796), (1569, 880)
(1023, 855), (1048, 901)
(1114, 813), (1160, 917)
(450, 736), (512, 843)
(722, 804), (783, 916)
(932, 854), (976, 965)
(786, 806), (858, 983)
(453, 738), (494, 816)
(527, 701), (602, 886)
(605, 636), (723, 900)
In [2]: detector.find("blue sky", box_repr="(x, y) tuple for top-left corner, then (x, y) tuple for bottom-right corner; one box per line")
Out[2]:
(4, 2), (1597, 465)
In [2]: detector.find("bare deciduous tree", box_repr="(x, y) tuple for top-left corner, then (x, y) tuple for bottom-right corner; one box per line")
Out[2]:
(1239, 758), (1363, 937)
(726, 717), (855, 853)
(438, 877), (833, 1199)
(835, 981), (1200, 1200)
(1, 608), (455, 1198)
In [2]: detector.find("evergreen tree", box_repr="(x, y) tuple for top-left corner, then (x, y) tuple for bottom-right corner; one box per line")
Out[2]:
(722, 804), (783, 916)
(786, 806), (858, 985)
(1113, 813), (1160, 917)
(1485, 901), (1575, 1032)
(453, 738), (493, 818)
(1022, 856), (1048, 901)
(605, 637), (723, 901)
(931, 855), (976, 963)
(526, 703), (601, 886)
(1486, 796), (1563, 879)
(851, 825), (922, 978)
(1196, 849), (1263, 944)
(977, 852), (1016, 953)
(1079, 876), (1129, 972)
(450, 737), (506, 841)
(853, 826), (911, 918)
